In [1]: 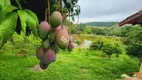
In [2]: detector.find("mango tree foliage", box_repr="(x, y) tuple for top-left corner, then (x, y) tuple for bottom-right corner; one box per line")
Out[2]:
(0, 12), (18, 48)
(0, 5), (17, 22)
(0, 0), (39, 48)
(0, 0), (80, 48)
(0, 0), (11, 6)
(18, 10), (38, 36)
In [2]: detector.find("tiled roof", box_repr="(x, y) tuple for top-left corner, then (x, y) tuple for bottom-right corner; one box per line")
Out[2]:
(118, 10), (142, 26)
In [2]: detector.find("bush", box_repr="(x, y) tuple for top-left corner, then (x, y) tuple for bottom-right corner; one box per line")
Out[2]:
(90, 37), (122, 59)
(101, 42), (122, 59)
(74, 40), (81, 45)
(121, 38), (133, 45)
(119, 25), (132, 37)
(92, 28), (106, 35)
(125, 25), (142, 60)
(78, 23), (86, 31)
(9, 32), (41, 50)
(126, 42), (142, 59)
(71, 27), (77, 34)
(89, 40), (103, 50)
(85, 27), (92, 34)
(126, 25), (142, 41)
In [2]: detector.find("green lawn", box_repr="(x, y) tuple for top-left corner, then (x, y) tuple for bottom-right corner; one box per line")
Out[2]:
(0, 47), (139, 80)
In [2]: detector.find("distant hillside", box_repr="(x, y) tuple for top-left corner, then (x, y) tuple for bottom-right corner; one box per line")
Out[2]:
(85, 22), (118, 27)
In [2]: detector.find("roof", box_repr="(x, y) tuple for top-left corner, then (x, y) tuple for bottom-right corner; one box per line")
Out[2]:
(118, 10), (142, 26)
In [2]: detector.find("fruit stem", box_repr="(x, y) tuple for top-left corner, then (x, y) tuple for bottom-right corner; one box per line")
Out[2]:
(45, 9), (47, 21)
(46, 0), (50, 22)
(61, 9), (63, 28)
(58, 0), (61, 11)
(48, 0), (50, 22)
(59, 0), (64, 29)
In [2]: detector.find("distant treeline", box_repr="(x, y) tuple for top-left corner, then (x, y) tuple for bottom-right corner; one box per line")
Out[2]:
(85, 22), (118, 27)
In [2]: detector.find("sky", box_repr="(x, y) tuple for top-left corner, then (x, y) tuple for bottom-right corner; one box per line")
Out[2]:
(75, 0), (142, 23)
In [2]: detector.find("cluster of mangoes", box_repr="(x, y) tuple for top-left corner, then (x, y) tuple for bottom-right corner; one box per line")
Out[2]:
(36, 11), (74, 70)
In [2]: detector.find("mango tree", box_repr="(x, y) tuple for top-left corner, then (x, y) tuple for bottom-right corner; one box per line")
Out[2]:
(0, 0), (80, 69)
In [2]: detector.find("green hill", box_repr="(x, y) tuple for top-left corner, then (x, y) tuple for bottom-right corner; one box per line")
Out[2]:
(85, 22), (118, 27)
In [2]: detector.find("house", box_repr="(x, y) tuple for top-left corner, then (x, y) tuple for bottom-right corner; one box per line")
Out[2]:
(118, 10), (142, 26)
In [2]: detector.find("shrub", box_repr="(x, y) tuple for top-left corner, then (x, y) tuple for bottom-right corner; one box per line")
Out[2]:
(126, 42), (142, 59)
(101, 43), (122, 59)
(125, 25), (142, 64)
(92, 28), (106, 35)
(90, 37), (122, 59)
(89, 40), (103, 50)
(85, 27), (92, 34)
(78, 23), (86, 31)
(71, 27), (77, 34)
(74, 40), (81, 45)
(119, 25), (132, 37)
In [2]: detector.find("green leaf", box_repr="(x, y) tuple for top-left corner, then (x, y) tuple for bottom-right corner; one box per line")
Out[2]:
(25, 9), (39, 25)
(0, 5), (17, 22)
(18, 10), (28, 34)
(18, 10), (38, 36)
(15, 0), (22, 10)
(5, 0), (11, 5)
(26, 14), (38, 37)
(0, 0), (6, 6)
(0, 0), (11, 6)
(0, 12), (18, 48)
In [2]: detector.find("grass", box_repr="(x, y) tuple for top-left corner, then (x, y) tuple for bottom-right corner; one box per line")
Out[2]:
(0, 33), (139, 80)
(0, 47), (139, 80)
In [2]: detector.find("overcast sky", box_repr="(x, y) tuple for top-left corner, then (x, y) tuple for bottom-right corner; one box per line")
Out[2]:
(76, 0), (142, 23)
